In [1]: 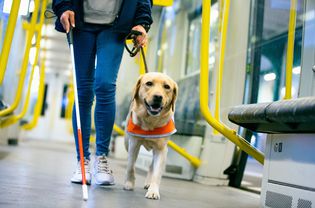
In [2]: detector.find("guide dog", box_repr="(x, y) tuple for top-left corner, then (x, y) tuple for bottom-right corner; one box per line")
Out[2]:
(123, 72), (178, 200)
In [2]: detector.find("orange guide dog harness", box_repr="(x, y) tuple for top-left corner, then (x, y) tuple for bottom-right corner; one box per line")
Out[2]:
(126, 114), (177, 138)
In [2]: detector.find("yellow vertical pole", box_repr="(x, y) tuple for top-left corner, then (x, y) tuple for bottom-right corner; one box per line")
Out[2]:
(200, 0), (264, 164)
(0, 0), (46, 128)
(0, 0), (21, 84)
(284, 0), (297, 99)
(0, 0), (41, 117)
(21, 57), (46, 130)
(213, 0), (230, 134)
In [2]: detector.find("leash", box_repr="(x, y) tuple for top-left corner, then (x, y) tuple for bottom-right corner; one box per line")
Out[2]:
(124, 30), (149, 73)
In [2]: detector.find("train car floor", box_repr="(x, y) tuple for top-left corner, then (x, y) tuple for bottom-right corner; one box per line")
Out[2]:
(0, 140), (260, 208)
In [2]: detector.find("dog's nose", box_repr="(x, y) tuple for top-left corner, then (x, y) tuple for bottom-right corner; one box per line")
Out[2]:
(153, 95), (163, 103)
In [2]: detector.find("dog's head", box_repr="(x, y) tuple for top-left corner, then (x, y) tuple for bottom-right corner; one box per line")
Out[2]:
(132, 72), (178, 116)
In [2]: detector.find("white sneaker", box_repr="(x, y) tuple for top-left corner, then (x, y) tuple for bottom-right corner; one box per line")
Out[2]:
(71, 159), (91, 185)
(94, 155), (115, 185)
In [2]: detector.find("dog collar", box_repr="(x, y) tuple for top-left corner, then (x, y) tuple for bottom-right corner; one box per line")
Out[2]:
(126, 115), (177, 138)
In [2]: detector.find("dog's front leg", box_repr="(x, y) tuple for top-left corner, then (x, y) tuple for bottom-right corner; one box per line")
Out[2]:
(145, 146), (168, 200)
(124, 137), (140, 191)
(144, 160), (153, 189)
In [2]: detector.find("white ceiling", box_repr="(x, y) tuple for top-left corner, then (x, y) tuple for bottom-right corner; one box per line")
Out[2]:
(40, 24), (71, 74)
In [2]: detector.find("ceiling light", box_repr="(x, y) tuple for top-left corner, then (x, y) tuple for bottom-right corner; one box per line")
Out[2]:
(292, 66), (301, 74)
(165, 19), (172, 28)
(264, 73), (276, 81)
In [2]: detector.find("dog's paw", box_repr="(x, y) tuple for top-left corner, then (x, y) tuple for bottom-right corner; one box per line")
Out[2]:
(123, 181), (134, 191)
(145, 188), (160, 200)
(144, 184), (150, 190)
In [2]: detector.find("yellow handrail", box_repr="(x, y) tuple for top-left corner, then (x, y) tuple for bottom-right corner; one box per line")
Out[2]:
(213, 0), (230, 134)
(167, 140), (201, 168)
(284, 0), (297, 99)
(113, 124), (125, 136)
(21, 57), (46, 130)
(153, 0), (173, 7)
(0, 0), (46, 127)
(200, 0), (264, 164)
(0, 57), (35, 127)
(0, 0), (21, 85)
(0, 0), (40, 117)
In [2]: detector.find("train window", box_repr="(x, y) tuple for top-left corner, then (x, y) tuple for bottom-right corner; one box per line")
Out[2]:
(245, 0), (304, 104)
(185, 2), (219, 76)
(154, 0), (220, 80)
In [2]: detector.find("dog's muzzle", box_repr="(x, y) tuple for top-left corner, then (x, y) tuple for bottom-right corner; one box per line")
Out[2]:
(144, 99), (163, 116)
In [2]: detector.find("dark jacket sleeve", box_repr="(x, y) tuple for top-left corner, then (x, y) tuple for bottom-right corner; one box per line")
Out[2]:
(52, 0), (74, 33)
(133, 0), (153, 27)
(52, 0), (73, 18)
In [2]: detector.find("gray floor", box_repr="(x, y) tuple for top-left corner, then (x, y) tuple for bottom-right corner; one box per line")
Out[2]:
(0, 140), (260, 208)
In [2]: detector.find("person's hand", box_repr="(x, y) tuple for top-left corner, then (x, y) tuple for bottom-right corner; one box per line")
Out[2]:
(60, 10), (75, 33)
(131, 25), (148, 47)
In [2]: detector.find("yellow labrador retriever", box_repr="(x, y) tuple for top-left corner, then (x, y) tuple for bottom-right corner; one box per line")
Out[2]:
(123, 72), (178, 200)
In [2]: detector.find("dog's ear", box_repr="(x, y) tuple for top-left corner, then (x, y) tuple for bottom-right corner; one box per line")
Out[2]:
(132, 75), (143, 101)
(171, 82), (178, 112)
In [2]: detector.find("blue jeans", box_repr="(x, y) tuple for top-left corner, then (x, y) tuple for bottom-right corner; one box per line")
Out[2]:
(72, 27), (124, 161)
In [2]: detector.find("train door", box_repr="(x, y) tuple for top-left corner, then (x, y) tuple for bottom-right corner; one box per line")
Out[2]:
(228, 0), (305, 192)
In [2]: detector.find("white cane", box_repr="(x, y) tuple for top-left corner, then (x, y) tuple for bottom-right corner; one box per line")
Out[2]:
(67, 29), (88, 201)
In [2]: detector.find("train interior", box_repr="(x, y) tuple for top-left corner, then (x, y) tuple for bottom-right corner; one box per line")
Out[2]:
(0, 0), (314, 207)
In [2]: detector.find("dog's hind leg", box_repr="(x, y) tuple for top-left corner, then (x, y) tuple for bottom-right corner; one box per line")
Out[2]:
(124, 137), (140, 191)
(145, 146), (168, 200)
(144, 160), (153, 189)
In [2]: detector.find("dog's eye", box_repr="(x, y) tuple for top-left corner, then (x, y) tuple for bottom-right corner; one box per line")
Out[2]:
(164, 84), (171, 90)
(146, 81), (153, 87)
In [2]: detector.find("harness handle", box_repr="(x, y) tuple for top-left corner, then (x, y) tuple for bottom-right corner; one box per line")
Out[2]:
(124, 30), (149, 73)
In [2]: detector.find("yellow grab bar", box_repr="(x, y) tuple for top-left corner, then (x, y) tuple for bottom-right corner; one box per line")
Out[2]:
(213, 0), (230, 134)
(112, 123), (201, 168)
(0, 0), (46, 126)
(21, 58), (46, 130)
(200, 0), (264, 165)
(0, 0), (41, 117)
(284, 0), (297, 99)
(153, 0), (173, 7)
(113, 124), (125, 136)
(0, 0), (21, 84)
(167, 140), (201, 168)
(0, 57), (36, 127)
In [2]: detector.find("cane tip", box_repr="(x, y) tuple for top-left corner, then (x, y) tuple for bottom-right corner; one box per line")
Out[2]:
(82, 184), (88, 201)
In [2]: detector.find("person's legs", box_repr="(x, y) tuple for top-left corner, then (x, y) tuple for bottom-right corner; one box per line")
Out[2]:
(72, 29), (97, 162)
(94, 28), (124, 157)
(92, 28), (124, 185)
